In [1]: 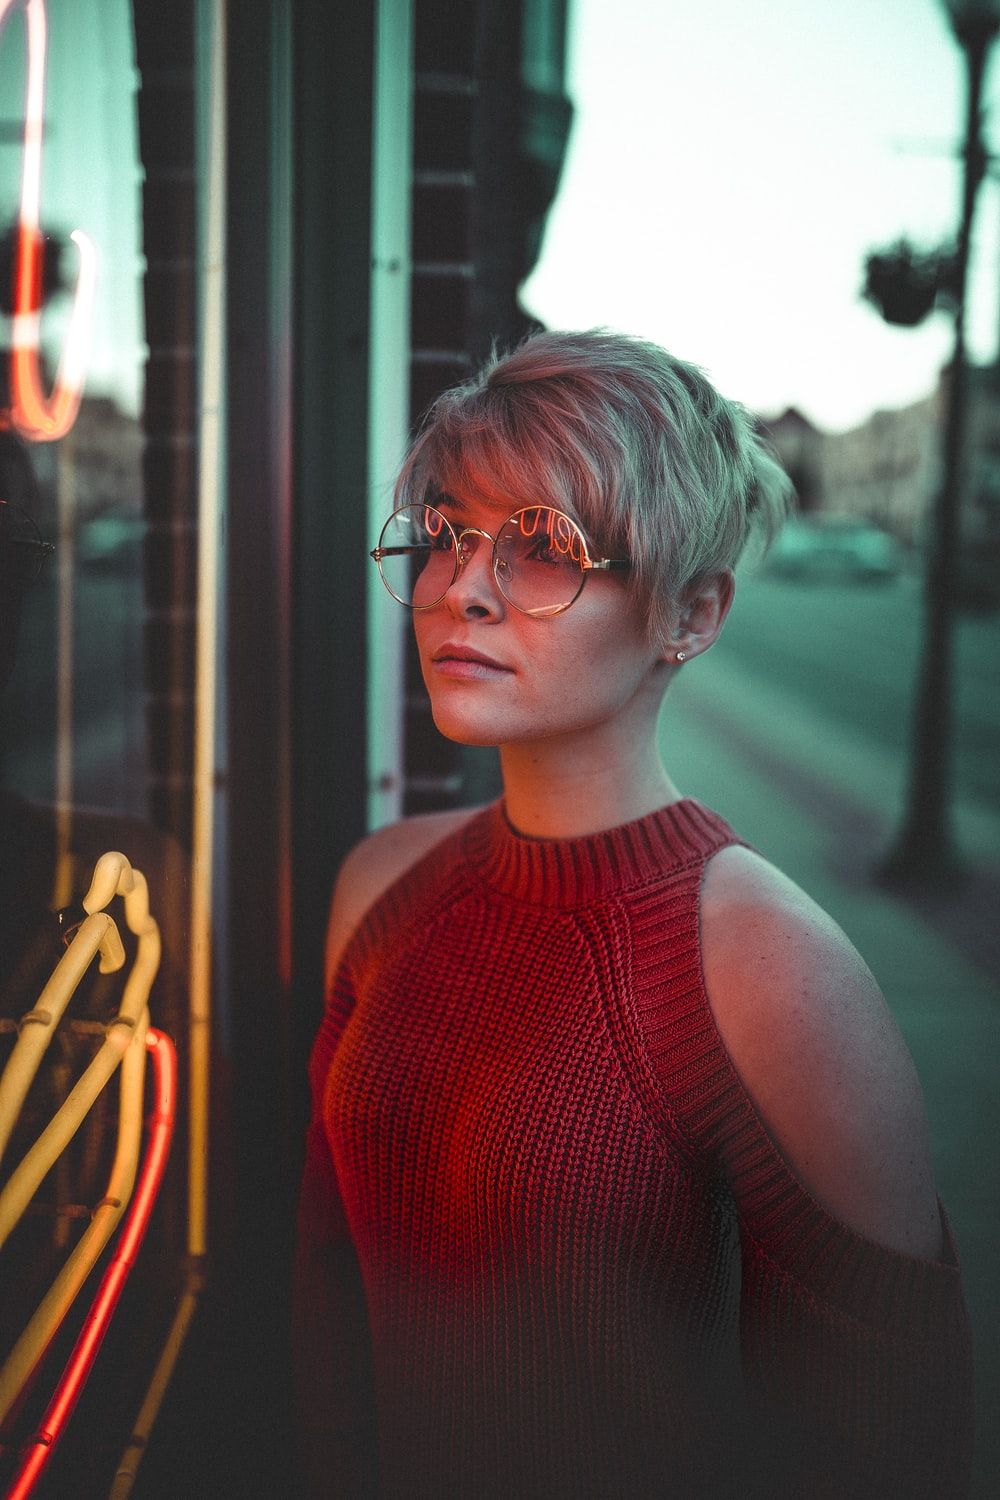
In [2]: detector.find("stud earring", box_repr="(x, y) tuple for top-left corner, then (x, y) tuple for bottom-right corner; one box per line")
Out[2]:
(675, 651), (686, 663)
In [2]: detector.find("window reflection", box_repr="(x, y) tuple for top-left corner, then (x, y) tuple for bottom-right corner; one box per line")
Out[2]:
(1, 3), (191, 1487)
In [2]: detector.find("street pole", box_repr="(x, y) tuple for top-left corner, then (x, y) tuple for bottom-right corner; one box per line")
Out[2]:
(882, 6), (998, 882)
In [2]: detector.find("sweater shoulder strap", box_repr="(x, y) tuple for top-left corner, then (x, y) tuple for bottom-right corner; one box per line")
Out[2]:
(610, 804), (752, 1169)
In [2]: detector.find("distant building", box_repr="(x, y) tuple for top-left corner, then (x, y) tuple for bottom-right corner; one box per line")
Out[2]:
(818, 390), (940, 545)
(757, 407), (824, 513)
(761, 365), (1000, 550)
(75, 396), (144, 518)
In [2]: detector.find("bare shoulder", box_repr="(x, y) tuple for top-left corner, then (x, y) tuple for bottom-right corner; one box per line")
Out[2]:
(700, 844), (943, 1259)
(324, 804), (484, 988)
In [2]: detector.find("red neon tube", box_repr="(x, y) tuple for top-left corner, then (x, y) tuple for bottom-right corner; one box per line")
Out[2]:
(0, 0), (97, 442)
(5, 1028), (177, 1500)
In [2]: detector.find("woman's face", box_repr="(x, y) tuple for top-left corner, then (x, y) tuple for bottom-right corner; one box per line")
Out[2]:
(411, 491), (668, 751)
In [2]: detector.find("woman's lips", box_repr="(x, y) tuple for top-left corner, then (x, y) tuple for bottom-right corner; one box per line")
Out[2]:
(431, 645), (514, 680)
(432, 656), (514, 680)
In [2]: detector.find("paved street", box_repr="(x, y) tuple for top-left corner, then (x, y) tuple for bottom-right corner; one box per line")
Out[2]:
(664, 566), (1000, 1498)
(720, 569), (998, 809)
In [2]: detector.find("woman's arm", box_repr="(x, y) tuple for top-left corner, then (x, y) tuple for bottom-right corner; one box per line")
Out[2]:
(700, 845), (975, 1497)
(701, 845), (941, 1257)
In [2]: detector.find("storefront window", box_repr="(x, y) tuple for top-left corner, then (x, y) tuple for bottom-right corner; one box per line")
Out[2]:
(1, 3), (197, 1487)
(2, 0), (146, 810)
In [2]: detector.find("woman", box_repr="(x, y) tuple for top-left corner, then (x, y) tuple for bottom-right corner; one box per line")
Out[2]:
(294, 330), (973, 1498)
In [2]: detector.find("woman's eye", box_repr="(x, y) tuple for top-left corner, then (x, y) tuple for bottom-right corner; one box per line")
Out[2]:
(525, 537), (558, 565)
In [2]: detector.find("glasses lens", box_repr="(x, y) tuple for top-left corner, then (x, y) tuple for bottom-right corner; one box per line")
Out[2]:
(377, 505), (456, 607)
(495, 507), (587, 616)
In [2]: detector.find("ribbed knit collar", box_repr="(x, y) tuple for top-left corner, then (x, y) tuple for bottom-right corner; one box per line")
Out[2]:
(463, 796), (733, 908)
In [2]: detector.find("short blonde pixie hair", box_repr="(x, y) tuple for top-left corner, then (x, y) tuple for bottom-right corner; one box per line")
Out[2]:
(394, 328), (794, 646)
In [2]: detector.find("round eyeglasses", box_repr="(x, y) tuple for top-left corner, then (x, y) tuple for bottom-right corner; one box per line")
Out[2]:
(371, 503), (630, 618)
(0, 500), (55, 586)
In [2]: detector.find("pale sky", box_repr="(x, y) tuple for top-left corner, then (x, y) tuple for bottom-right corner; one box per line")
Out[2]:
(523, 0), (1000, 432)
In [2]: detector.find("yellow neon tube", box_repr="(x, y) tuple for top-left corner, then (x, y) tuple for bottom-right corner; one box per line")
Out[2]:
(0, 851), (161, 1425)
(0, 996), (154, 1251)
(0, 1012), (148, 1426)
(0, 912), (125, 1167)
(0, 856), (160, 1247)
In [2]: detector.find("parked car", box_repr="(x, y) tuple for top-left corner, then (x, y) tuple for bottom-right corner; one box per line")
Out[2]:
(76, 513), (146, 570)
(767, 515), (903, 582)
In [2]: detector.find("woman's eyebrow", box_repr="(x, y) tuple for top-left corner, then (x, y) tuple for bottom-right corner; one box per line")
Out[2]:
(433, 490), (467, 514)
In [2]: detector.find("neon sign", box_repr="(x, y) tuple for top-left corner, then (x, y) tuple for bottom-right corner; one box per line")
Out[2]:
(0, 0), (96, 442)
(423, 505), (446, 538)
(422, 504), (588, 565)
(514, 506), (586, 564)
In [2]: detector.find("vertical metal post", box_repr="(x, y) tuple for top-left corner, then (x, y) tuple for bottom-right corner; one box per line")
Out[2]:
(367, 0), (413, 832)
(884, 25), (995, 880)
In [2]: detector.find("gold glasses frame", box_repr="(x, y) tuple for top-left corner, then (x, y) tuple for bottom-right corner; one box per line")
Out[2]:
(0, 500), (55, 586)
(371, 502), (631, 617)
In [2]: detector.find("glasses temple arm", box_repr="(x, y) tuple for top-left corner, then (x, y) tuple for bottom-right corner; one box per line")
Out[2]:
(371, 544), (439, 560)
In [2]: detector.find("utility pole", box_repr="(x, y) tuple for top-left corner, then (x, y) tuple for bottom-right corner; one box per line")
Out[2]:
(882, 0), (999, 882)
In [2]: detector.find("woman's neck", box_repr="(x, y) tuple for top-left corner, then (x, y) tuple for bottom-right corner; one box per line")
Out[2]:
(498, 731), (681, 840)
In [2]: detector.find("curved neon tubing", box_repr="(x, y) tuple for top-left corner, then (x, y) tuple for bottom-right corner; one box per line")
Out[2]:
(0, 1013), (147, 1428)
(0, 853), (160, 1241)
(0, 0), (97, 443)
(0, 852), (163, 1425)
(0, 913), (125, 1168)
(0, 1004), (148, 1258)
(4, 1030), (176, 1500)
(0, 932), (159, 1250)
(0, 849), (157, 1169)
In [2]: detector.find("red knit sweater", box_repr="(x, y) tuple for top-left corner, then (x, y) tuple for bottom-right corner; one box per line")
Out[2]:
(294, 799), (974, 1498)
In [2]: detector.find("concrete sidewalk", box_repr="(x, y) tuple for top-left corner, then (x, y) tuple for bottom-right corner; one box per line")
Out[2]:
(665, 648), (1000, 1498)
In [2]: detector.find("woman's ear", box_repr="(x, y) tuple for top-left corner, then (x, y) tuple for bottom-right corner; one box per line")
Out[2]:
(662, 569), (735, 665)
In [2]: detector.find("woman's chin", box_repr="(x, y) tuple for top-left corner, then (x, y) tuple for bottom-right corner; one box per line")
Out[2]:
(428, 701), (507, 748)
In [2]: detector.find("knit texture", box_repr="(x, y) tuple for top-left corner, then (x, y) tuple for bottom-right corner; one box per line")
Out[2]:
(295, 799), (974, 1498)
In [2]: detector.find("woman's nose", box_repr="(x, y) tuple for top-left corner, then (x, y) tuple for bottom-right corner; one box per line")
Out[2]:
(445, 529), (504, 618)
